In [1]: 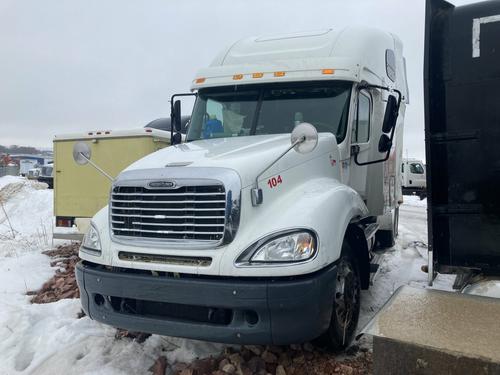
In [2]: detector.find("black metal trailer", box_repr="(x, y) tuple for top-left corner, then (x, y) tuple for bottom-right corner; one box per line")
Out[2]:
(425, 0), (500, 282)
(364, 1), (500, 373)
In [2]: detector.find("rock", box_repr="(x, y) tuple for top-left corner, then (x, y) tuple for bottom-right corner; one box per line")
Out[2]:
(267, 346), (284, 355)
(228, 353), (242, 366)
(275, 365), (286, 375)
(148, 356), (167, 375)
(289, 344), (301, 351)
(173, 363), (189, 373)
(222, 363), (236, 374)
(278, 353), (292, 367)
(303, 342), (314, 352)
(245, 345), (262, 356)
(338, 364), (354, 375)
(219, 359), (230, 371)
(247, 356), (266, 373)
(261, 351), (278, 364)
(192, 358), (216, 374)
(304, 352), (314, 361)
(292, 355), (305, 365)
(179, 369), (193, 375)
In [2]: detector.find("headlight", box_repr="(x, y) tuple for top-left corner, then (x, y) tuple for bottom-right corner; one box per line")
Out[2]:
(237, 231), (317, 265)
(82, 224), (102, 253)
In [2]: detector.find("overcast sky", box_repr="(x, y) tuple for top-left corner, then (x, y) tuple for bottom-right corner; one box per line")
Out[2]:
(0, 0), (477, 159)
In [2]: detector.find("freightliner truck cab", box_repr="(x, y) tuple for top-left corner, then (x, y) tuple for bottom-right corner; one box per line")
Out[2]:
(76, 27), (409, 349)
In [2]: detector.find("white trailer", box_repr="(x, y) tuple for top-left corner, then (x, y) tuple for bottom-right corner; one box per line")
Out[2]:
(75, 27), (409, 349)
(401, 158), (426, 198)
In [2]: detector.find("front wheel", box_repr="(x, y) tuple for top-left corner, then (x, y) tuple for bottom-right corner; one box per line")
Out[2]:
(317, 242), (361, 351)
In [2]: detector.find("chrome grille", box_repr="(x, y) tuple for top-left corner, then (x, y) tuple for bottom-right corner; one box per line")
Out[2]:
(111, 184), (226, 241)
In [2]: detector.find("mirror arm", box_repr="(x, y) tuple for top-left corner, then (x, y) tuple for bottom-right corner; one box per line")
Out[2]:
(251, 136), (305, 206)
(170, 92), (197, 143)
(353, 143), (390, 166)
(78, 152), (114, 181)
(353, 120), (397, 166)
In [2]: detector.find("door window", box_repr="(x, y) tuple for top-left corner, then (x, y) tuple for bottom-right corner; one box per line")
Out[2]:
(353, 92), (371, 143)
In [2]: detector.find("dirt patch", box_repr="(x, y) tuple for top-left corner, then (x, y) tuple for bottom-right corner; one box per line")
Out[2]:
(158, 344), (372, 375)
(115, 329), (151, 343)
(28, 243), (81, 303)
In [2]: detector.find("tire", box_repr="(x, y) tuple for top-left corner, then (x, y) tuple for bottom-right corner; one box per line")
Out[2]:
(317, 241), (361, 351)
(377, 206), (399, 248)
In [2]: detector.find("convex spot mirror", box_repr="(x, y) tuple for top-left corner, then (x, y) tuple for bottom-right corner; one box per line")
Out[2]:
(378, 134), (392, 153)
(73, 142), (91, 165)
(291, 122), (318, 154)
(382, 95), (398, 133)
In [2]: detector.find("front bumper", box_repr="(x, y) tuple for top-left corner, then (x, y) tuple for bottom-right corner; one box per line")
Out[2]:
(76, 261), (337, 345)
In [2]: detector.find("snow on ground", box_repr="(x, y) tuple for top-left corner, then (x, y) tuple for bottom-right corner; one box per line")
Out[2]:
(0, 177), (53, 257)
(0, 176), (455, 374)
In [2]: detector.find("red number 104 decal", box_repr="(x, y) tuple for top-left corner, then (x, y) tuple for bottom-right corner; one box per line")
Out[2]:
(267, 175), (283, 188)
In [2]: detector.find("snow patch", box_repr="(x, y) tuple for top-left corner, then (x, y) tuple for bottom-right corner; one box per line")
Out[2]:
(0, 176), (53, 257)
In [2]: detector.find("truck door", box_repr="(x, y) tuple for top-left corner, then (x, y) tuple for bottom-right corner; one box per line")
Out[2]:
(408, 161), (425, 188)
(349, 90), (374, 200)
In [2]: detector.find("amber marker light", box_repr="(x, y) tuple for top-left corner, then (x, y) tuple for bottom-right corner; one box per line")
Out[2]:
(322, 69), (335, 75)
(233, 74), (243, 80)
(195, 77), (206, 84)
(274, 71), (286, 77)
(252, 72), (264, 78)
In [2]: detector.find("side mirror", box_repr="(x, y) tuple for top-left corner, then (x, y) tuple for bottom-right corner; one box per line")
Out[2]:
(172, 100), (182, 132)
(382, 95), (398, 133)
(378, 134), (392, 152)
(72, 141), (114, 181)
(291, 122), (319, 154)
(72, 142), (91, 165)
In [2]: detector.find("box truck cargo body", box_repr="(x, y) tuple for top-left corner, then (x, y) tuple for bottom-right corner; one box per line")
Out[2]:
(53, 128), (171, 238)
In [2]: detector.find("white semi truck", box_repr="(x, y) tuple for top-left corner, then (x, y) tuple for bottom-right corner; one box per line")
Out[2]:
(75, 27), (409, 349)
(401, 158), (426, 198)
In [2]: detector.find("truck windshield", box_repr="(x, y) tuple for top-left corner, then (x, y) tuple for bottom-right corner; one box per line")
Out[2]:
(187, 81), (352, 142)
(410, 163), (424, 174)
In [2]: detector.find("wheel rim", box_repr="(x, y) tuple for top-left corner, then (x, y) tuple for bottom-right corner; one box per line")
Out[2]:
(334, 259), (360, 331)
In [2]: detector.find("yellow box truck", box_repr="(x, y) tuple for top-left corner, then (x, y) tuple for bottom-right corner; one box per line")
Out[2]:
(53, 127), (172, 239)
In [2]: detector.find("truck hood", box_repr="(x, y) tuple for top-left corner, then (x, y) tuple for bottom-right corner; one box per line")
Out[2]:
(123, 134), (335, 188)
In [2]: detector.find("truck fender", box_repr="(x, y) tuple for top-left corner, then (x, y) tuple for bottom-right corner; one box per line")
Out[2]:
(345, 224), (370, 289)
(238, 178), (369, 274)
